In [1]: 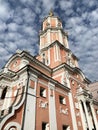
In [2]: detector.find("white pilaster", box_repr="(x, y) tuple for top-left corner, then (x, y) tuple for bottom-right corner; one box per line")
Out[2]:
(48, 48), (50, 65)
(55, 17), (58, 27)
(65, 37), (69, 49)
(66, 71), (78, 130)
(54, 44), (59, 62)
(48, 17), (51, 28)
(2, 88), (12, 110)
(59, 30), (63, 44)
(48, 82), (57, 130)
(39, 35), (42, 50)
(78, 101), (87, 130)
(90, 103), (98, 130)
(23, 75), (37, 130)
(0, 88), (2, 97)
(6, 88), (12, 108)
(47, 30), (51, 46)
(83, 101), (92, 130)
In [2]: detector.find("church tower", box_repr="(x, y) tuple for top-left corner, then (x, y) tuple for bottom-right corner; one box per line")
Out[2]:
(37, 11), (98, 130)
(40, 10), (69, 50)
(37, 10), (79, 69)
(0, 11), (98, 130)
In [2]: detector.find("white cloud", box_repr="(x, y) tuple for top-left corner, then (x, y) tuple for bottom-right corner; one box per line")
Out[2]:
(41, 0), (56, 12)
(0, 0), (11, 20)
(59, 0), (73, 10)
(0, 22), (7, 32)
(7, 23), (19, 32)
(82, 0), (98, 8)
(0, 46), (9, 56)
(60, 1), (98, 81)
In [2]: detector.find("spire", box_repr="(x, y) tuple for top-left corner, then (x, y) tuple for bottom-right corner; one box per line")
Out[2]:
(49, 9), (54, 16)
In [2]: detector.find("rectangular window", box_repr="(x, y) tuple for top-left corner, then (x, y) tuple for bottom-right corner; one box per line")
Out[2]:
(59, 95), (66, 105)
(42, 122), (49, 130)
(40, 87), (46, 98)
(1, 86), (7, 99)
(42, 53), (45, 64)
(9, 106), (12, 113)
(62, 125), (68, 130)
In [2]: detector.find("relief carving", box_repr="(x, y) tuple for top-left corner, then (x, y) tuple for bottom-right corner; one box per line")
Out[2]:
(39, 100), (48, 109)
(60, 106), (68, 115)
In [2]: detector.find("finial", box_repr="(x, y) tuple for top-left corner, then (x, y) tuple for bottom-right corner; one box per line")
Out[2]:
(49, 9), (54, 16)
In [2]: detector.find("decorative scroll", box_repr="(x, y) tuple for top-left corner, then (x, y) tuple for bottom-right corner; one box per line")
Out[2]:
(39, 100), (48, 109)
(60, 106), (68, 115)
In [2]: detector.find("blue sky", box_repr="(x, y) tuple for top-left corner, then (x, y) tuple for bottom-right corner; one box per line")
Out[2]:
(0, 0), (98, 82)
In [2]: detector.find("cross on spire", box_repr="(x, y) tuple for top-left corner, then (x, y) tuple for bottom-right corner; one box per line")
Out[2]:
(49, 9), (54, 16)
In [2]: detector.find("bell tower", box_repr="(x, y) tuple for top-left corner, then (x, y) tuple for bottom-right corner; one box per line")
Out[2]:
(39, 10), (69, 50)
(37, 10), (79, 68)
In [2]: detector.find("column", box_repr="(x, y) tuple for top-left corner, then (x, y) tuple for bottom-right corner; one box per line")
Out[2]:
(48, 48), (50, 65)
(47, 17), (51, 45)
(66, 71), (78, 130)
(78, 101), (87, 130)
(83, 101), (92, 130)
(23, 75), (37, 130)
(90, 103), (98, 130)
(47, 30), (51, 46)
(59, 30), (63, 44)
(48, 82), (57, 130)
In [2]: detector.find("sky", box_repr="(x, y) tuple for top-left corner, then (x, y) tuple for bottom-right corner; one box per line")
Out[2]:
(0, 0), (98, 82)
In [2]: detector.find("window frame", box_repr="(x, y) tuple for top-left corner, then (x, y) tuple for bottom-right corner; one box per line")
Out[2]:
(1, 86), (8, 99)
(42, 122), (49, 130)
(40, 87), (46, 98)
(62, 125), (68, 130)
(59, 95), (66, 105)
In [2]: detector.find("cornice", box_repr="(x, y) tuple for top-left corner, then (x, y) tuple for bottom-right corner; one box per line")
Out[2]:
(73, 67), (91, 84)
(42, 15), (62, 23)
(28, 65), (70, 92)
(39, 27), (68, 37)
(0, 65), (28, 81)
(4, 50), (52, 74)
(20, 51), (52, 72)
(52, 62), (91, 84)
(40, 40), (78, 60)
(93, 99), (98, 105)
(0, 71), (16, 81)
(52, 63), (73, 73)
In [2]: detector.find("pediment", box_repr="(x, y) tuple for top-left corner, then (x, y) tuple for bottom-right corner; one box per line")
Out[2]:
(4, 52), (29, 72)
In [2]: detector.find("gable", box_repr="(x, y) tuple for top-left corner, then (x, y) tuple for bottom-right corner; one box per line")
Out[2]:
(4, 52), (29, 72)
(8, 57), (21, 72)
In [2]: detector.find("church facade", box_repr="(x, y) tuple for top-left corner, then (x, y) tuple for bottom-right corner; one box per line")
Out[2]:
(0, 12), (98, 130)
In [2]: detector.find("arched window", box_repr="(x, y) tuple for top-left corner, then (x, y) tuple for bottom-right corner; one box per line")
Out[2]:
(1, 86), (7, 99)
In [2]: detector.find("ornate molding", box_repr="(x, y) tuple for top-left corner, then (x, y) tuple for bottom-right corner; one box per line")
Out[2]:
(60, 106), (68, 115)
(39, 100), (48, 109)
(4, 122), (21, 130)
